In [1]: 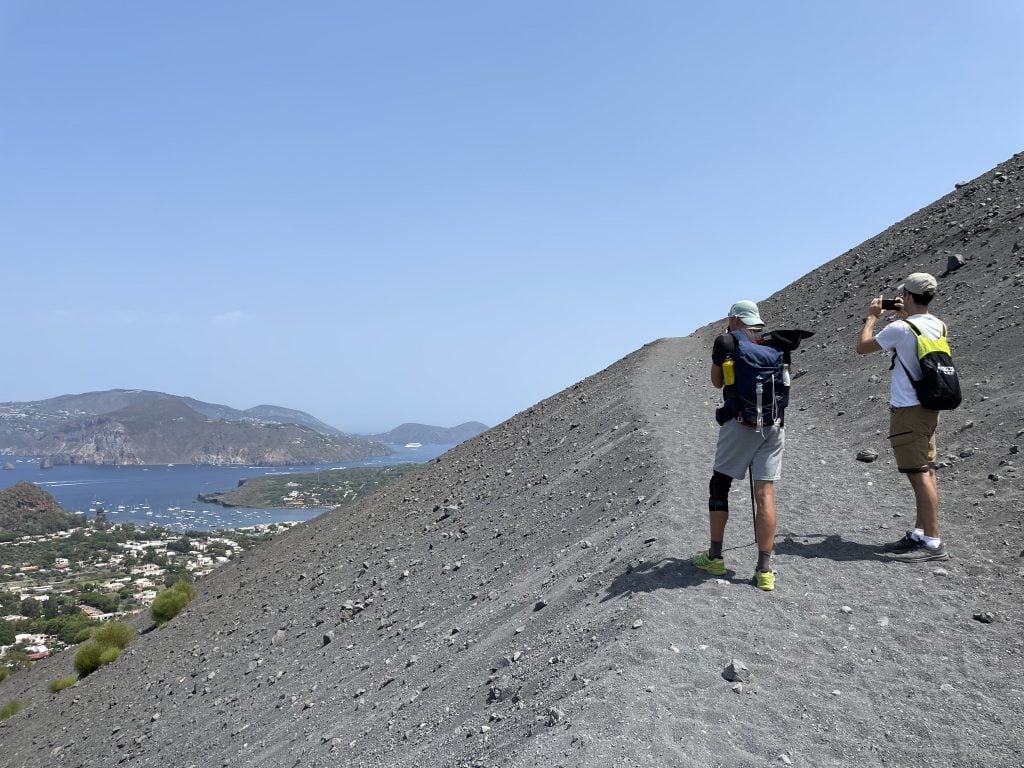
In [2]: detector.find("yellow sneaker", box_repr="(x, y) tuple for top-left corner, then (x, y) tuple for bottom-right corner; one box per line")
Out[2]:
(692, 550), (726, 576)
(753, 570), (776, 591)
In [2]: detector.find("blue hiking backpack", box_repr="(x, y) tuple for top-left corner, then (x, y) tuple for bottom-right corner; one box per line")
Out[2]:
(722, 330), (789, 429)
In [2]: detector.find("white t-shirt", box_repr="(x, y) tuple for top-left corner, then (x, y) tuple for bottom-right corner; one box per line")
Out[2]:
(874, 313), (946, 407)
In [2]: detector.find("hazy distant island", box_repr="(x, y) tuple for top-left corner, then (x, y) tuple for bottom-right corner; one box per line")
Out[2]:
(366, 421), (488, 446)
(0, 390), (487, 467)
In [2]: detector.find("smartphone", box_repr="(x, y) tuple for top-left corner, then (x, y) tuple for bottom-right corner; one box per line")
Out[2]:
(881, 299), (900, 310)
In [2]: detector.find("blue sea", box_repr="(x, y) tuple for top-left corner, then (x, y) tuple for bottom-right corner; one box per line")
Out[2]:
(0, 444), (453, 532)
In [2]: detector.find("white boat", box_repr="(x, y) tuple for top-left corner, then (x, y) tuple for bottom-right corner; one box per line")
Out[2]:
(404, 442), (422, 448)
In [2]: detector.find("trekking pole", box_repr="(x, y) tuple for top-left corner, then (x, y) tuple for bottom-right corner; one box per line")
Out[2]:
(748, 463), (757, 542)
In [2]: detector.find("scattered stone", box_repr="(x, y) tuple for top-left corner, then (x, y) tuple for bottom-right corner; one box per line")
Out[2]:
(942, 253), (965, 276)
(840, 605), (853, 614)
(631, 619), (643, 629)
(723, 659), (750, 683)
(934, 568), (950, 577)
(322, 631), (334, 646)
(487, 676), (511, 703)
(856, 449), (879, 463)
(973, 611), (996, 624)
(543, 707), (566, 726)
(533, 599), (547, 612)
(779, 755), (793, 765)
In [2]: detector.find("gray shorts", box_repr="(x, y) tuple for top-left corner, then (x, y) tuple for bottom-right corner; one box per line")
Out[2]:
(713, 420), (785, 481)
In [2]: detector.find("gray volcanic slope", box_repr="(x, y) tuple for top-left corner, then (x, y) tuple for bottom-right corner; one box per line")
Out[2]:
(2, 154), (1023, 767)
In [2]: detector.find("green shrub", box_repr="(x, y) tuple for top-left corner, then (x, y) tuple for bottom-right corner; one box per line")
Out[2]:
(172, 580), (197, 601)
(150, 581), (197, 626)
(74, 642), (104, 677)
(49, 675), (77, 693)
(0, 699), (24, 720)
(73, 620), (136, 677)
(73, 627), (94, 644)
(0, 666), (9, 683)
(91, 621), (135, 649)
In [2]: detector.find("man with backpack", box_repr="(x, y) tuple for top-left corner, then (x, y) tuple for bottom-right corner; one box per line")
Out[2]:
(693, 300), (788, 591)
(856, 272), (956, 562)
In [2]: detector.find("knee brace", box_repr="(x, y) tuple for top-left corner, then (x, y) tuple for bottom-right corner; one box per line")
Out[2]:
(709, 471), (733, 512)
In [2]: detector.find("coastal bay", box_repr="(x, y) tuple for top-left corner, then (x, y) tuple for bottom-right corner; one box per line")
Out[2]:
(0, 444), (452, 531)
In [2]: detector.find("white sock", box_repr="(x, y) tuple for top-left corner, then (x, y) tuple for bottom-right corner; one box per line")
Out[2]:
(919, 534), (941, 549)
(911, 528), (924, 541)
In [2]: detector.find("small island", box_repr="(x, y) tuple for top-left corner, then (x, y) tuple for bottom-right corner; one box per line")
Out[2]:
(197, 464), (421, 508)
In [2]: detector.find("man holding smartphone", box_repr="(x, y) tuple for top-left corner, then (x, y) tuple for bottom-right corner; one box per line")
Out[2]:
(856, 272), (950, 561)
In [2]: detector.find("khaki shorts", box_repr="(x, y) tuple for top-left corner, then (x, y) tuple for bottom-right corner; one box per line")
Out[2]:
(889, 405), (938, 472)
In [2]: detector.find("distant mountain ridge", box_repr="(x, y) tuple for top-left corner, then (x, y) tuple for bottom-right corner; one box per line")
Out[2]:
(0, 390), (385, 466)
(0, 389), (487, 466)
(0, 389), (344, 438)
(368, 421), (488, 445)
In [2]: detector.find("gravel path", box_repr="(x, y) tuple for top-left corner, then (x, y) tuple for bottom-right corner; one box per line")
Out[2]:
(625, 335), (1024, 768)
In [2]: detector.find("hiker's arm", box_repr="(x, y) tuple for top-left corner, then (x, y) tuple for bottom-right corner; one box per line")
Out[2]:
(856, 296), (884, 354)
(711, 363), (724, 389)
(710, 334), (731, 388)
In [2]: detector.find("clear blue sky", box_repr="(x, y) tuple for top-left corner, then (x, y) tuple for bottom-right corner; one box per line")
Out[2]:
(2, 2), (1021, 434)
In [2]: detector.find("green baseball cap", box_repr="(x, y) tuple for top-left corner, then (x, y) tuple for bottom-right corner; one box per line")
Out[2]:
(728, 299), (763, 327)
